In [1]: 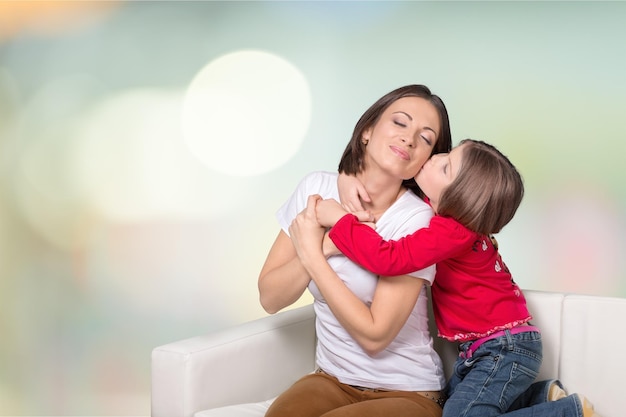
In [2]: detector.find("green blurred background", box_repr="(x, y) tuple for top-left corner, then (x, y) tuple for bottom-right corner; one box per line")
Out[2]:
(1, 1), (625, 415)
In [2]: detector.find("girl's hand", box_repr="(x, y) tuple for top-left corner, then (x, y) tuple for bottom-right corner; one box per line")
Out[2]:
(315, 198), (347, 227)
(289, 195), (326, 264)
(338, 172), (371, 212)
(316, 198), (373, 227)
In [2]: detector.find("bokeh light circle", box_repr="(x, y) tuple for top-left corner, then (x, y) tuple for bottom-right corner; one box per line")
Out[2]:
(181, 50), (311, 176)
(72, 89), (203, 222)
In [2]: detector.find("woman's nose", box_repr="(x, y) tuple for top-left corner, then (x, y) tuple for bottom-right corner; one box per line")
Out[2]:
(401, 135), (415, 148)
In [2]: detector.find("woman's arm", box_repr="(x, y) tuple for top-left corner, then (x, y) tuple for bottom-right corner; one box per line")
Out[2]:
(289, 195), (424, 355)
(257, 230), (311, 314)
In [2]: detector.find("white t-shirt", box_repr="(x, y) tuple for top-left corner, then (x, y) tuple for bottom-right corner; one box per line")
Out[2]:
(276, 171), (445, 391)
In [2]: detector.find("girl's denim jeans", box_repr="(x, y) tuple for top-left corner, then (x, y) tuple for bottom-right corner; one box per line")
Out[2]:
(443, 329), (585, 417)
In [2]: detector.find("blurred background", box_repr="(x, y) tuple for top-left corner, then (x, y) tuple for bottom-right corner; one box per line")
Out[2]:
(1, 1), (625, 415)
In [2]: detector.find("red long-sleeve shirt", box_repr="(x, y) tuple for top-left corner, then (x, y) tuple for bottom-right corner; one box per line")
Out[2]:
(329, 214), (531, 341)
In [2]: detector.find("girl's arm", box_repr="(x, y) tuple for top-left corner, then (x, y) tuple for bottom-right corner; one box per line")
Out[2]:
(289, 195), (425, 355)
(329, 214), (474, 277)
(257, 230), (312, 314)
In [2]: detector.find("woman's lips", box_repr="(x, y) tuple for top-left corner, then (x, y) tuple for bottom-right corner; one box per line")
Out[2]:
(390, 145), (409, 161)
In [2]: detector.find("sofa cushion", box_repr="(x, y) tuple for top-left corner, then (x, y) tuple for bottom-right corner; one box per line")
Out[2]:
(195, 399), (274, 417)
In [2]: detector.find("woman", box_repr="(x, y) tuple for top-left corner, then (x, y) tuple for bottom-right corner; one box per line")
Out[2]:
(258, 84), (452, 417)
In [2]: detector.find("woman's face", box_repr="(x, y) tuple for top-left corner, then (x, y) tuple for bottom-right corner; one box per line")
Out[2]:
(362, 96), (440, 180)
(415, 143), (465, 212)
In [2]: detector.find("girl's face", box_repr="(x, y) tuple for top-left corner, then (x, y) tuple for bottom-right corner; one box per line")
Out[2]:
(415, 143), (466, 212)
(362, 96), (440, 181)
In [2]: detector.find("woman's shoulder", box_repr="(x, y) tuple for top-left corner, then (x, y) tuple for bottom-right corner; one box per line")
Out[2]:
(294, 171), (339, 199)
(399, 189), (432, 210)
(299, 170), (338, 187)
(376, 191), (433, 239)
(389, 190), (434, 217)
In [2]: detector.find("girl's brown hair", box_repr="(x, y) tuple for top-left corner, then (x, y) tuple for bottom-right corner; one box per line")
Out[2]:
(437, 139), (524, 235)
(338, 84), (452, 197)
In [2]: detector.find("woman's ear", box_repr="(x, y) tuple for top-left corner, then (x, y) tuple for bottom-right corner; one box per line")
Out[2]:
(362, 128), (372, 145)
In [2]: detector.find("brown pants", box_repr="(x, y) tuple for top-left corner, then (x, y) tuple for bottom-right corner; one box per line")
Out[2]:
(265, 371), (443, 417)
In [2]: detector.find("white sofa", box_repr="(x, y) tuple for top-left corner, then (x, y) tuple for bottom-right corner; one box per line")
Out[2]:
(152, 290), (626, 417)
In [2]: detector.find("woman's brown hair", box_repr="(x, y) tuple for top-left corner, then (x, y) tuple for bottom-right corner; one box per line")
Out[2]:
(437, 139), (524, 235)
(338, 84), (452, 197)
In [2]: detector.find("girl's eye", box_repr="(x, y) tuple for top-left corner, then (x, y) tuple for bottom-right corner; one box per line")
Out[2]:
(393, 120), (407, 128)
(443, 164), (448, 174)
(421, 135), (433, 146)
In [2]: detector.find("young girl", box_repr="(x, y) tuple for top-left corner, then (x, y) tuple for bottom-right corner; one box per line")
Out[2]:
(311, 139), (600, 417)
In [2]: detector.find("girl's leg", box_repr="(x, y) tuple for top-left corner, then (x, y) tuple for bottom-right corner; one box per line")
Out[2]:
(502, 394), (584, 417)
(508, 379), (564, 409)
(442, 331), (542, 417)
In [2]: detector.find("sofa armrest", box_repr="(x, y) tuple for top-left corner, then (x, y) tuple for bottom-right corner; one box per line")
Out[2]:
(151, 304), (316, 417)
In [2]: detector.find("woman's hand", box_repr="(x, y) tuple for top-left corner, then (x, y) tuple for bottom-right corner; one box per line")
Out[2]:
(337, 173), (371, 213)
(289, 195), (327, 266)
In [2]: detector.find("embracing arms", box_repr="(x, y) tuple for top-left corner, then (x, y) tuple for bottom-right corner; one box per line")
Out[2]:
(289, 195), (425, 355)
(320, 174), (472, 276)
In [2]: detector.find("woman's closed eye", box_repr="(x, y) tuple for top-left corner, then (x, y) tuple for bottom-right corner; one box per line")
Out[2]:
(420, 135), (433, 146)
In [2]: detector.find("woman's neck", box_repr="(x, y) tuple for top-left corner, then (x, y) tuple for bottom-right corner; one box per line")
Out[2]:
(356, 171), (406, 222)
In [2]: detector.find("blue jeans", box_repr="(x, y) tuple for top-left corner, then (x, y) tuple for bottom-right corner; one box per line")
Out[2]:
(443, 330), (585, 417)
